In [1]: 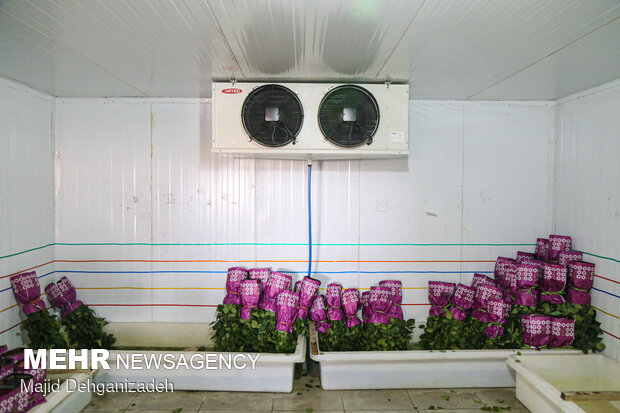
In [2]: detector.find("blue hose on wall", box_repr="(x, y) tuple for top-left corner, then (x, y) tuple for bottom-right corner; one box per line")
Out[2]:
(307, 161), (312, 278)
(305, 161), (312, 373)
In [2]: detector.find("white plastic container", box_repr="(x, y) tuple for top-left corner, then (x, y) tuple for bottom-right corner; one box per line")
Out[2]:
(309, 326), (579, 390)
(507, 354), (620, 413)
(93, 323), (305, 392)
(30, 370), (95, 413)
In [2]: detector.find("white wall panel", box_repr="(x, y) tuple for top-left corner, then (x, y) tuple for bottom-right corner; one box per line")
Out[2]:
(461, 103), (555, 281)
(53, 98), (554, 326)
(0, 79), (54, 347)
(555, 80), (620, 360)
(54, 101), (153, 322)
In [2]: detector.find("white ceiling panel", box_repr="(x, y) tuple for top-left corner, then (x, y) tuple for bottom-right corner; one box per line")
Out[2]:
(207, 0), (424, 80)
(379, 0), (620, 99)
(472, 18), (620, 100)
(0, 9), (147, 97)
(0, 0), (242, 97)
(0, 0), (619, 99)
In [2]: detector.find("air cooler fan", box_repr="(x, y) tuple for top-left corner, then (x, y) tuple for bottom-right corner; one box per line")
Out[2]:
(241, 84), (304, 147)
(318, 85), (380, 147)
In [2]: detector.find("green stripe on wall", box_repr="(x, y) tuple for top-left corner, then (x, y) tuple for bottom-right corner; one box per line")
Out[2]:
(2, 243), (618, 264)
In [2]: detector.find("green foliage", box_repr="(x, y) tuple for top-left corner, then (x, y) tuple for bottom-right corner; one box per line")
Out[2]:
(22, 310), (69, 349)
(318, 318), (416, 351)
(419, 302), (604, 352)
(364, 318), (416, 351)
(319, 321), (364, 351)
(62, 306), (116, 349)
(211, 304), (302, 353)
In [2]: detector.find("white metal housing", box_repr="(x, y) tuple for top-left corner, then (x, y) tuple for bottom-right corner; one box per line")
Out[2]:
(211, 82), (408, 159)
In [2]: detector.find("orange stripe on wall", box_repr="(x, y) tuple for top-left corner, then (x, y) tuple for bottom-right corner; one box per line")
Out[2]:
(56, 259), (495, 263)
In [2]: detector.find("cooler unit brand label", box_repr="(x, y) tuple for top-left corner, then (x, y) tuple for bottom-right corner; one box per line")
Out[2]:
(222, 88), (242, 94)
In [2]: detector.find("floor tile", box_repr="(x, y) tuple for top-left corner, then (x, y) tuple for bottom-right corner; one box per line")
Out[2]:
(81, 410), (125, 413)
(276, 411), (343, 413)
(343, 390), (414, 411)
(274, 389), (344, 411)
(408, 389), (482, 410)
(347, 411), (416, 413)
(418, 410), (481, 413)
(293, 373), (323, 391)
(86, 392), (138, 409)
(200, 392), (274, 411)
(128, 390), (206, 410)
(128, 411), (199, 413)
(474, 388), (521, 407)
(201, 411), (270, 413)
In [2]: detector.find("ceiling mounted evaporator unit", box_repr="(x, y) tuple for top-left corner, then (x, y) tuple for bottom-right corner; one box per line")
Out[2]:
(212, 82), (408, 160)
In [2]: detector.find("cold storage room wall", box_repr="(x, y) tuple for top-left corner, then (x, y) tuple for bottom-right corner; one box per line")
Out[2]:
(53, 99), (554, 325)
(555, 79), (620, 360)
(0, 79), (55, 347)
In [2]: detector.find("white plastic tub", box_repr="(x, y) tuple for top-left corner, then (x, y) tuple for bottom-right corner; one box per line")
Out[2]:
(507, 354), (620, 413)
(93, 323), (305, 392)
(309, 325), (579, 390)
(31, 370), (95, 413)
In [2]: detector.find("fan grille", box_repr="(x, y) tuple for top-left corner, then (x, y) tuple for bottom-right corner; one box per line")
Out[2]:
(318, 85), (380, 147)
(241, 84), (304, 147)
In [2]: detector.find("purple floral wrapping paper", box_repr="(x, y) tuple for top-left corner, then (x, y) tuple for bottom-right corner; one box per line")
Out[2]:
(535, 238), (550, 261)
(223, 267), (248, 305)
(249, 268), (271, 289)
(472, 284), (503, 322)
(326, 283), (344, 321)
(275, 290), (299, 333)
(484, 298), (509, 338)
(361, 291), (371, 322)
(45, 282), (70, 312)
(514, 263), (539, 306)
(471, 273), (497, 290)
(522, 314), (551, 348)
(450, 283), (475, 321)
(342, 289), (362, 327)
(548, 235), (572, 261)
(5, 349), (47, 410)
(549, 317), (575, 348)
(297, 277), (321, 320)
(428, 281), (455, 317)
(516, 251), (536, 263)
(558, 251), (582, 266)
(239, 280), (260, 319)
(4, 350), (46, 385)
(521, 257), (545, 269)
(311, 294), (329, 333)
(57, 277), (84, 316)
(494, 257), (516, 291)
(504, 260), (519, 295)
(0, 360), (13, 382)
(294, 280), (302, 293)
(10, 272), (47, 316)
(540, 263), (567, 304)
(261, 271), (292, 312)
(0, 377), (35, 413)
(567, 261), (595, 305)
(379, 280), (403, 319)
(368, 286), (392, 324)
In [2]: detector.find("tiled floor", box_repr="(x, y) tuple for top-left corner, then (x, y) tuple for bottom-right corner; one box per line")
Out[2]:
(81, 365), (531, 413)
